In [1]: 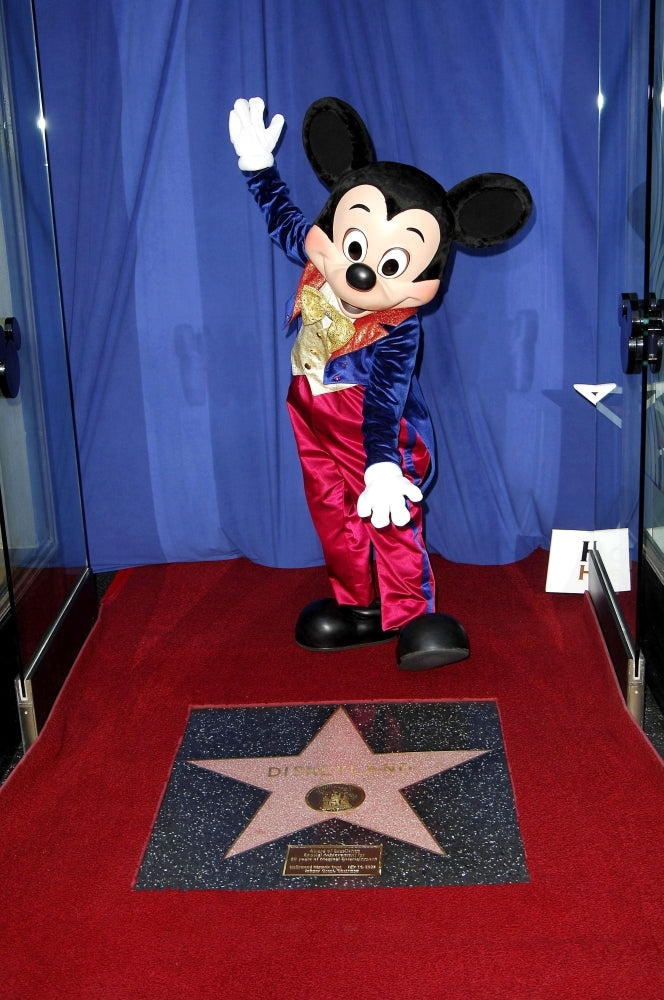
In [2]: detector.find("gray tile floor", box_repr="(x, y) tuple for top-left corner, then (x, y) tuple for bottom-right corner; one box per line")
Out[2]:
(645, 687), (664, 758)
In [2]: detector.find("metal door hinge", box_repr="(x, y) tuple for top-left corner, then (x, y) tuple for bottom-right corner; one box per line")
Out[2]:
(0, 315), (20, 397)
(621, 293), (663, 375)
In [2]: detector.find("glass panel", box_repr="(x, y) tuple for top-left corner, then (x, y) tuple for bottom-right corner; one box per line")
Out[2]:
(646, 1), (664, 561)
(642, 0), (664, 686)
(596, 0), (651, 639)
(0, 2), (88, 676)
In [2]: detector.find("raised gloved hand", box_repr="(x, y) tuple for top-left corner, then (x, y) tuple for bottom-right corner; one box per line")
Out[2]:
(229, 97), (285, 171)
(356, 462), (423, 528)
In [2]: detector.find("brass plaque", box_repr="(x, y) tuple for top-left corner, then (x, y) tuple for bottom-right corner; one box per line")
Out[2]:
(305, 783), (366, 812)
(283, 844), (383, 877)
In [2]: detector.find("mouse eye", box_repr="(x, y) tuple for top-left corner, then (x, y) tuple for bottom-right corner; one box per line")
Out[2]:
(378, 248), (409, 278)
(342, 229), (368, 263)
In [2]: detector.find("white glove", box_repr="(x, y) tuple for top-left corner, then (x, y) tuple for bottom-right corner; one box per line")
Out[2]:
(229, 97), (285, 171)
(356, 462), (423, 528)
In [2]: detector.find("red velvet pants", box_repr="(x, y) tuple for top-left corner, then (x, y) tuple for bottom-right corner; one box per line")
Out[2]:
(287, 375), (436, 630)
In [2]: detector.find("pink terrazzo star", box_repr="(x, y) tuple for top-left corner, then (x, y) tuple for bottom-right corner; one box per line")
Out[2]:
(190, 707), (487, 857)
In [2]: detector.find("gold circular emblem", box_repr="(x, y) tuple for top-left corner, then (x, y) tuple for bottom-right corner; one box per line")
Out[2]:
(305, 783), (366, 813)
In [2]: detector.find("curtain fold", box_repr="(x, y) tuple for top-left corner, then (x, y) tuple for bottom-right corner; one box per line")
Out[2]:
(34, 0), (606, 572)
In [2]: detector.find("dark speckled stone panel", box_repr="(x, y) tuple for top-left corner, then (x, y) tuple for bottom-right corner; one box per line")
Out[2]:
(135, 702), (528, 890)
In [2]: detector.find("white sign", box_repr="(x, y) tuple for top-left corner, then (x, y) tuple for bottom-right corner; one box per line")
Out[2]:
(545, 528), (631, 593)
(573, 383), (616, 405)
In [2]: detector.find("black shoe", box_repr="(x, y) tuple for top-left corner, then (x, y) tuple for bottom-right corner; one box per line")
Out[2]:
(396, 613), (470, 670)
(295, 598), (397, 651)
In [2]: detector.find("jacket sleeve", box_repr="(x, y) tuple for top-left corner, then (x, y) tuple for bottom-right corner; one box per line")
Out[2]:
(246, 166), (311, 266)
(360, 314), (424, 471)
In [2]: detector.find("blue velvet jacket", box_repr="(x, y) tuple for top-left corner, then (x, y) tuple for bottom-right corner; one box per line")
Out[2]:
(246, 166), (435, 481)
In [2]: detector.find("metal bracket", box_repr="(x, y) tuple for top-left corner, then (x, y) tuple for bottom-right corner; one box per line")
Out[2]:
(14, 674), (38, 750)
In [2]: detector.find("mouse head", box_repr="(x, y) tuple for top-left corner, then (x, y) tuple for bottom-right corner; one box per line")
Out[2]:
(302, 97), (532, 320)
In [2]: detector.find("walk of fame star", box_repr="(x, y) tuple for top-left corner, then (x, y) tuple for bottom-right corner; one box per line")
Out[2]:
(135, 702), (530, 890)
(189, 707), (487, 857)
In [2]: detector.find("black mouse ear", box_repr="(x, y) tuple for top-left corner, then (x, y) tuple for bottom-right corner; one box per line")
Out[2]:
(302, 97), (375, 189)
(448, 173), (532, 248)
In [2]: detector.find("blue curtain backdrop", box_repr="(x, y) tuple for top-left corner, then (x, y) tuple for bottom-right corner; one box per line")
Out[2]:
(31, 0), (614, 573)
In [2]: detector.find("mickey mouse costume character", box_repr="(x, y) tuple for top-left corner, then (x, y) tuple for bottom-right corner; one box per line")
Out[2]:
(229, 96), (532, 669)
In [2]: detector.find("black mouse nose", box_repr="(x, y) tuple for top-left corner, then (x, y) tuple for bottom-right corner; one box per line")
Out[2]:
(346, 263), (376, 291)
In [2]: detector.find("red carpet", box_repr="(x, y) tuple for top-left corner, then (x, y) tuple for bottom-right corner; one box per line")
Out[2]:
(2, 550), (664, 999)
